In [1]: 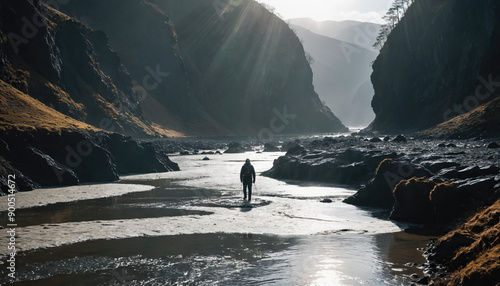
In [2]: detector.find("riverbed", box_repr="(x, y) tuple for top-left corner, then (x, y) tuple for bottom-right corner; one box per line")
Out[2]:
(0, 152), (431, 285)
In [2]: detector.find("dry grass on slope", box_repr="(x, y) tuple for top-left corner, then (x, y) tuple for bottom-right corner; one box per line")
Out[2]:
(434, 200), (500, 286)
(0, 80), (100, 133)
(421, 96), (500, 138)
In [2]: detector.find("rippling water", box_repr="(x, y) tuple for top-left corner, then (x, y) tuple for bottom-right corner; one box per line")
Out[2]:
(0, 152), (430, 285)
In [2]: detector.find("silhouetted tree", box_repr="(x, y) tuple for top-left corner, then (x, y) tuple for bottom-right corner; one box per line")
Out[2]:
(373, 0), (416, 49)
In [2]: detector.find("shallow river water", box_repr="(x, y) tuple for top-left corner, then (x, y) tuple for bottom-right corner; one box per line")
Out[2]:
(0, 152), (431, 285)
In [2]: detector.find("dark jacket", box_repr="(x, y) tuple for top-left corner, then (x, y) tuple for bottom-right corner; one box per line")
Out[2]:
(240, 163), (256, 183)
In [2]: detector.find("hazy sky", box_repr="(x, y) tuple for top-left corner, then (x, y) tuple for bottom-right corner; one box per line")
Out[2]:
(257, 0), (393, 23)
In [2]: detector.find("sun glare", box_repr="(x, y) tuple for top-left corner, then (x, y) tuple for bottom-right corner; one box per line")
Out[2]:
(258, 0), (389, 23)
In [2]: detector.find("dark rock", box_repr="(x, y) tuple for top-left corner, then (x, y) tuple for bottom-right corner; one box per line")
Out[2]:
(392, 135), (407, 142)
(281, 140), (301, 152)
(104, 134), (179, 174)
(323, 137), (338, 144)
(286, 145), (307, 156)
(0, 157), (39, 192)
(429, 231), (475, 264)
(457, 165), (500, 179)
(332, 162), (370, 185)
(0, 130), (179, 192)
(363, 152), (399, 170)
(438, 143), (446, 148)
(344, 159), (431, 209)
(390, 177), (437, 224)
(320, 199), (333, 203)
(202, 157), (210, 161)
(338, 149), (365, 164)
(19, 147), (79, 187)
(488, 142), (500, 149)
(424, 161), (461, 173)
(225, 142), (250, 154)
(263, 143), (280, 152)
(370, 137), (382, 142)
(415, 277), (429, 285)
(383, 136), (391, 142)
(180, 151), (190, 156)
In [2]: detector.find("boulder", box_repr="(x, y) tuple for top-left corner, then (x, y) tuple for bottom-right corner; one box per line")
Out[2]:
(488, 142), (500, 149)
(224, 142), (248, 153)
(344, 159), (432, 209)
(392, 134), (407, 142)
(370, 137), (382, 142)
(390, 177), (437, 223)
(263, 143), (280, 152)
(423, 161), (461, 173)
(103, 134), (179, 174)
(281, 140), (301, 152)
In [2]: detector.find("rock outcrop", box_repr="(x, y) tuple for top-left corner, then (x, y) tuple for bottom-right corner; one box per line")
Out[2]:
(0, 128), (179, 192)
(264, 135), (500, 226)
(0, 0), (157, 137)
(263, 136), (400, 186)
(370, 0), (500, 133)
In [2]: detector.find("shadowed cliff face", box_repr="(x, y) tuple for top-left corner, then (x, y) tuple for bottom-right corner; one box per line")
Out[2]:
(370, 0), (500, 133)
(0, 0), (159, 137)
(54, 0), (214, 135)
(158, 0), (347, 134)
(59, 0), (347, 136)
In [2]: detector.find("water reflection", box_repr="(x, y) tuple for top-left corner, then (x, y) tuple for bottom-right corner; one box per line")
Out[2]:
(1, 232), (429, 285)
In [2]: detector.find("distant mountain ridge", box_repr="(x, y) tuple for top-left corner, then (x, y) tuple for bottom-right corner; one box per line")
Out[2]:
(289, 20), (378, 126)
(288, 18), (380, 52)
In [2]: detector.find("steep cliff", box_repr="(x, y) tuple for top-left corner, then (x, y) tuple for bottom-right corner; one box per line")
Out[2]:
(1, 0), (160, 137)
(59, 0), (347, 135)
(0, 0), (179, 192)
(370, 0), (500, 133)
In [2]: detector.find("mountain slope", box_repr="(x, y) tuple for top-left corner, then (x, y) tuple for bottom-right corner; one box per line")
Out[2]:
(370, 0), (500, 133)
(1, 0), (159, 137)
(290, 24), (377, 126)
(288, 18), (380, 51)
(55, 0), (220, 136)
(59, 0), (347, 135)
(0, 80), (98, 132)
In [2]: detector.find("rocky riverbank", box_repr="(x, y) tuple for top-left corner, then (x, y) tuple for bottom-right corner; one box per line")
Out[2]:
(262, 134), (500, 285)
(264, 135), (499, 224)
(0, 129), (179, 193)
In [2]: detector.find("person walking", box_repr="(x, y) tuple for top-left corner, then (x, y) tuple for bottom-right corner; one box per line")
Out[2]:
(240, 158), (256, 201)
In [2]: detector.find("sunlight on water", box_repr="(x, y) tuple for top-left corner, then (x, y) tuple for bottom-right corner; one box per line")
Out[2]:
(0, 151), (430, 285)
